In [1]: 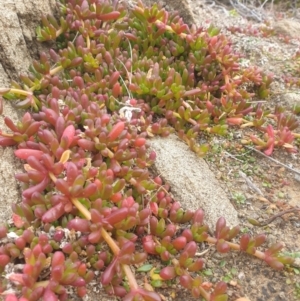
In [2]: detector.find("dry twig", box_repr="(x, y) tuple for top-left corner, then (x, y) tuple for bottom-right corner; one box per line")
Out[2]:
(245, 146), (300, 177)
(254, 207), (300, 227)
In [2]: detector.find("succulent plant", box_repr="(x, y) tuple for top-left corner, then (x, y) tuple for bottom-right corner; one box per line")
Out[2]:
(0, 0), (297, 300)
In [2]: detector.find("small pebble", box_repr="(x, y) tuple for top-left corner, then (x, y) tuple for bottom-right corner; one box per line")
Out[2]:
(278, 291), (286, 299)
(250, 280), (256, 287)
(238, 271), (245, 280)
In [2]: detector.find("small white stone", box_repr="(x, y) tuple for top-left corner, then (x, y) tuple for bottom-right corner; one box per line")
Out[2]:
(7, 232), (19, 239)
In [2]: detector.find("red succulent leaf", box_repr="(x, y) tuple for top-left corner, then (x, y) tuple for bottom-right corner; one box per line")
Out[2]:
(181, 229), (193, 242)
(226, 225), (240, 240)
(134, 137), (146, 147)
(263, 124), (275, 155)
(0, 254), (10, 267)
(0, 224), (7, 238)
(24, 121), (42, 137)
(187, 258), (205, 272)
(82, 183), (97, 197)
(5, 295), (19, 301)
(4, 117), (18, 132)
(88, 231), (102, 244)
(42, 202), (65, 223)
(214, 281), (227, 295)
(22, 177), (49, 199)
(42, 288), (59, 301)
(264, 139), (275, 156)
(8, 273), (25, 285)
(100, 258), (118, 285)
(226, 117), (243, 125)
(108, 121), (125, 142)
(138, 288), (162, 301)
(66, 162), (78, 185)
(172, 236), (187, 250)
(55, 179), (70, 195)
(139, 208), (151, 222)
(72, 277), (86, 287)
(90, 209), (103, 224)
(22, 274), (35, 287)
(97, 11), (121, 21)
(121, 196), (135, 208)
(183, 241), (197, 258)
(162, 224), (176, 237)
(62, 243), (73, 254)
(51, 251), (65, 268)
(264, 257), (284, 270)
(118, 241), (135, 257)
(14, 149), (44, 160)
(26, 156), (47, 174)
(216, 239), (230, 253)
(67, 218), (90, 232)
(77, 286), (87, 298)
(12, 213), (24, 228)
(142, 235), (157, 255)
(61, 272), (78, 285)
(61, 124), (75, 148)
(265, 242), (283, 256)
(51, 266), (64, 282)
(240, 234), (250, 252)
(215, 217), (226, 238)
(104, 207), (129, 225)
(160, 250), (170, 261)
(179, 274), (193, 290)
(31, 287), (45, 301)
(254, 234), (266, 247)
(149, 202), (158, 215)
(192, 209), (204, 225)
(0, 137), (17, 146)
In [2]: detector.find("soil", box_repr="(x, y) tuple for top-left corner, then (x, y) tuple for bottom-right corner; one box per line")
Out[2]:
(1, 1), (300, 301)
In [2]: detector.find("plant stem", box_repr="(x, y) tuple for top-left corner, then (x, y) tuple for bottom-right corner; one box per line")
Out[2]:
(48, 172), (57, 183)
(199, 286), (211, 301)
(0, 131), (13, 138)
(26, 65), (64, 92)
(71, 198), (91, 220)
(205, 236), (266, 260)
(70, 197), (139, 290)
(47, 167), (140, 291)
(100, 227), (120, 255)
(171, 259), (211, 301)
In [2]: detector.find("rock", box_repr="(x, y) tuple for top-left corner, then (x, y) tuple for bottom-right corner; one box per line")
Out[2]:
(0, 0), (56, 222)
(150, 134), (239, 229)
(0, 63), (23, 222)
(293, 257), (300, 268)
(273, 19), (300, 39)
(0, 0), (56, 79)
(282, 92), (300, 107)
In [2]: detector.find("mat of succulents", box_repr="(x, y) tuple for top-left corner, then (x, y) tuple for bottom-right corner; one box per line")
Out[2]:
(0, 0), (300, 301)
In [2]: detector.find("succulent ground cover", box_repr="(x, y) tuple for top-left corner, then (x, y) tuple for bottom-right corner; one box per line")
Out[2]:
(0, 0), (299, 300)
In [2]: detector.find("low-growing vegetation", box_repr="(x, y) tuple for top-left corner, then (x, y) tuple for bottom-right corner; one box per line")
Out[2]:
(0, 0), (299, 300)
